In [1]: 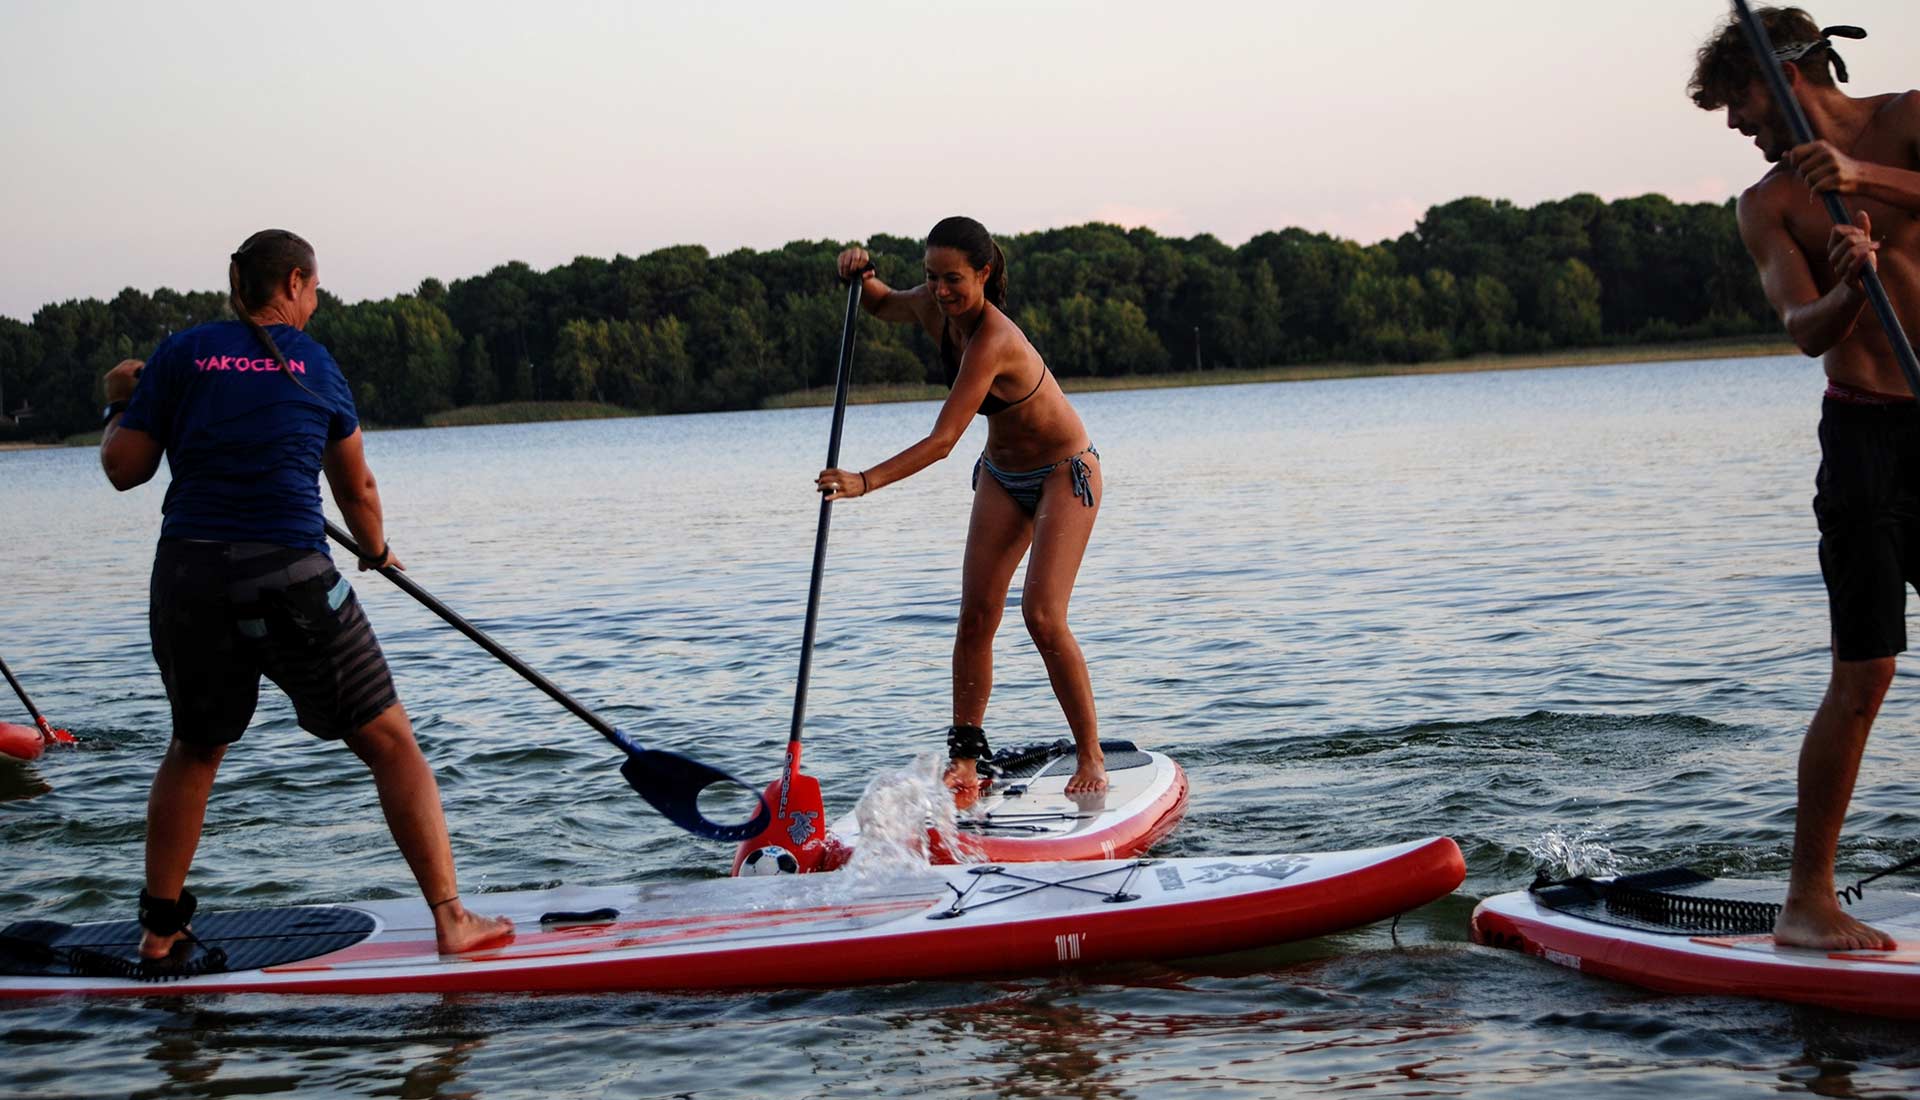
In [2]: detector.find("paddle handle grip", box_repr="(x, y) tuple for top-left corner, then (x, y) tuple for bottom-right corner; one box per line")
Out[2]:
(323, 520), (622, 746)
(785, 273), (866, 764)
(1731, 0), (1920, 394)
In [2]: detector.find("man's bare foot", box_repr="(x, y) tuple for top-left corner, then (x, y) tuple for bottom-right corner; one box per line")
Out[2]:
(1064, 760), (1107, 795)
(1066, 787), (1108, 812)
(432, 899), (514, 954)
(138, 929), (187, 960)
(1774, 898), (1896, 951)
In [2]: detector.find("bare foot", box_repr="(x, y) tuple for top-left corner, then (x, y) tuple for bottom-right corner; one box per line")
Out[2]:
(944, 759), (981, 811)
(1066, 788), (1108, 813)
(139, 929), (187, 960)
(1773, 898), (1896, 952)
(1064, 760), (1107, 795)
(433, 899), (514, 954)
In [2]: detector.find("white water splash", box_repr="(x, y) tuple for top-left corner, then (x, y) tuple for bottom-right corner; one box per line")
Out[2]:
(841, 752), (971, 879)
(728, 754), (973, 910)
(1527, 827), (1622, 879)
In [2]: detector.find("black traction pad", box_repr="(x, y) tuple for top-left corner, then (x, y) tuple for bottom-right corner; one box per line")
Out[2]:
(0, 904), (376, 980)
(991, 739), (1152, 781)
(1531, 867), (1916, 937)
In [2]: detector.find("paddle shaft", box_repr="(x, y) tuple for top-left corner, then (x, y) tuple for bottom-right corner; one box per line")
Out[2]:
(323, 520), (623, 746)
(1731, 0), (1920, 395)
(0, 654), (54, 740)
(782, 273), (866, 805)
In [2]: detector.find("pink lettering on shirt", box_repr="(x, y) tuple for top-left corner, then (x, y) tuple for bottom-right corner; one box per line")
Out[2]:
(193, 357), (308, 374)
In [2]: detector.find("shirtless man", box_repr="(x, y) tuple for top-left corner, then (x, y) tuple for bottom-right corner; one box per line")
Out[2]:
(1691, 7), (1920, 950)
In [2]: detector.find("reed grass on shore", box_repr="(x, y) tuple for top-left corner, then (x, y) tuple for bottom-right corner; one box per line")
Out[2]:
(422, 401), (635, 428)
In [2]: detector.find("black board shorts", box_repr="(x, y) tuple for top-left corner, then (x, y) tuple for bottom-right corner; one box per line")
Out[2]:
(1813, 398), (1920, 661)
(149, 539), (399, 746)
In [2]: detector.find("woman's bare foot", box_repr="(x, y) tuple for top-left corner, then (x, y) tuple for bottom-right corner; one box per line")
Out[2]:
(1774, 897), (1896, 952)
(944, 758), (982, 811)
(138, 929), (187, 961)
(1064, 758), (1107, 794)
(432, 899), (514, 954)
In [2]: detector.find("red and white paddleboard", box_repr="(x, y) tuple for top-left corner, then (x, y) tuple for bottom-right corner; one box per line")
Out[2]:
(0, 837), (1463, 998)
(829, 740), (1187, 866)
(0, 722), (43, 762)
(1472, 869), (1920, 1019)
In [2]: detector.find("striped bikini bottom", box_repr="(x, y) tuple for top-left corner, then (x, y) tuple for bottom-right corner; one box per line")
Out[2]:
(971, 445), (1099, 515)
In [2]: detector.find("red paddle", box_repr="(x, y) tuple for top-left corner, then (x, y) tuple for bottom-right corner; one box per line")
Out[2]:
(0, 653), (75, 761)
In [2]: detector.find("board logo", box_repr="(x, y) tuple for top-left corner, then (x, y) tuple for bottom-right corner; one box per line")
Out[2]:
(1055, 932), (1083, 961)
(786, 811), (818, 846)
(1542, 948), (1582, 971)
(1186, 856), (1308, 885)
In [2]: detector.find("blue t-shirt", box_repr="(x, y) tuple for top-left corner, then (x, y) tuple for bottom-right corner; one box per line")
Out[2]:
(121, 320), (359, 552)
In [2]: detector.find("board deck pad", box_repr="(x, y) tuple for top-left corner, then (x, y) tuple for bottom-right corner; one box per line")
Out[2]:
(0, 906), (375, 980)
(989, 739), (1153, 781)
(1531, 867), (1913, 937)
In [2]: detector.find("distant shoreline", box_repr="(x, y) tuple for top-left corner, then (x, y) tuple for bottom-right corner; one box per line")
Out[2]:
(763, 336), (1801, 409)
(3, 337), (1801, 450)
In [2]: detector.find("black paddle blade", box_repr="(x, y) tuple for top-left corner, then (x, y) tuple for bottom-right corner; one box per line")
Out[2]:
(620, 750), (772, 843)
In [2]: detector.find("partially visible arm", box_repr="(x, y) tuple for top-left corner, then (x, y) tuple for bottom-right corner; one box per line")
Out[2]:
(1785, 93), (1920, 211)
(821, 328), (1006, 500)
(99, 358), (163, 490)
(322, 429), (397, 570)
(860, 277), (938, 327)
(837, 247), (936, 328)
(1738, 185), (1869, 357)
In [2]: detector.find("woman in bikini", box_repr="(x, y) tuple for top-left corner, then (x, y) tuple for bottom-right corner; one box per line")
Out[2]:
(820, 216), (1105, 799)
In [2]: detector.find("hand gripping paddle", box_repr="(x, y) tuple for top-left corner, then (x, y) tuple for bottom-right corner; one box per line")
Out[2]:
(1730, 0), (1920, 392)
(325, 521), (769, 842)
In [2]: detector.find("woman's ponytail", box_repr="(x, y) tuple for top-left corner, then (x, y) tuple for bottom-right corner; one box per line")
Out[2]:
(229, 229), (317, 393)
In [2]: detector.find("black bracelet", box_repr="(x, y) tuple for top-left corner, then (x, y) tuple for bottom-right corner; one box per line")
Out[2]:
(858, 470), (870, 495)
(361, 541), (391, 568)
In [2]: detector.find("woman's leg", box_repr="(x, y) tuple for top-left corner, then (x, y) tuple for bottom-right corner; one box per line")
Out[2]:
(346, 703), (513, 954)
(141, 739), (226, 958)
(1023, 453), (1104, 792)
(955, 474), (1036, 725)
(949, 472), (1033, 800)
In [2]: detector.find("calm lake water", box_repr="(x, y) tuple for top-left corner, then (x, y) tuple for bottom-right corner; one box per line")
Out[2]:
(3, 355), (1919, 1099)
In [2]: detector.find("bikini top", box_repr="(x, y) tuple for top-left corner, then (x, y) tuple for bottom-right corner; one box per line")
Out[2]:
(941, 320), (1047, 417)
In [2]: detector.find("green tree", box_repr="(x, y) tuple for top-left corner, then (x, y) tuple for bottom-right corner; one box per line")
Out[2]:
(1538, 258), (1604, 345)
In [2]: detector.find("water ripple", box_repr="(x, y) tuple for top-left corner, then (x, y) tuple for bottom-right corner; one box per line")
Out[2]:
(3, 358), (1918, 1096)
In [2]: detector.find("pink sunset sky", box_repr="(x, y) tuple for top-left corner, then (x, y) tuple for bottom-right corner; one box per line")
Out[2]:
(2, 0), (1916, 321)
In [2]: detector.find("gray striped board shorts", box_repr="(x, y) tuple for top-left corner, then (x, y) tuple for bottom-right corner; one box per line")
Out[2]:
(149, 539), (399, 745)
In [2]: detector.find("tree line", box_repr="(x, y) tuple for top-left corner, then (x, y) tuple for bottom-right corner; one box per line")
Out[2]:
(0, 191), (1776, 441)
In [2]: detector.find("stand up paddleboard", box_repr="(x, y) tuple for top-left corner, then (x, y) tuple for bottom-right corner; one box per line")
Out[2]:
(829, 739), (1187, 865)
(0, 723), (43, 763)
(0, 837), (1462, 998)
(1472, 867), (1920, 1019)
